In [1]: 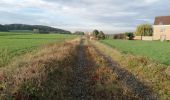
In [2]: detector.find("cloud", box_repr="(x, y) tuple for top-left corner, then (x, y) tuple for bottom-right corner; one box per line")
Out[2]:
(0, 0), (169, 33)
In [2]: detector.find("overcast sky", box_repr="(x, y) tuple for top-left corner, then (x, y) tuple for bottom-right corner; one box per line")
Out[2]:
(0, 0), (169, 33)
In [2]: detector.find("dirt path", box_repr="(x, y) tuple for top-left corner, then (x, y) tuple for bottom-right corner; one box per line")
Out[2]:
(71, 38), (92, 100)
(91, 43), (158, 100)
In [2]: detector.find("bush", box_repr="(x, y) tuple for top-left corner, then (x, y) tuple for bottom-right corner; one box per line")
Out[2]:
(92, 29), (99, 38)
(98, 31), (105, 40)
(125, 32), (134, 40)
(92, 30), (106, 40)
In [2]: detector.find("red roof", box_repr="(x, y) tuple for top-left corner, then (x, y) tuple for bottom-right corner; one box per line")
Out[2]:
(154, 16), (170, 25)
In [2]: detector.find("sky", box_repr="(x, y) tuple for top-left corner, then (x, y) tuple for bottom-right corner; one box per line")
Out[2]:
(0, 0), (170, 33)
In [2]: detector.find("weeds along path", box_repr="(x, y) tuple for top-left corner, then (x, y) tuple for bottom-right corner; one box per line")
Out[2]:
(0, 39), (80, 100)
(90, 41), (158, 100)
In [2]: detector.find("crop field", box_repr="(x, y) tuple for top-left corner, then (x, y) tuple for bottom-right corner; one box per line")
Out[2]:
(101, 39), (170, 65)
(0, 32), (76, 66)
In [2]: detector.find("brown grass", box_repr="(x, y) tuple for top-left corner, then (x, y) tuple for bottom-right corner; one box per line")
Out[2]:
(92, 40), (170, 100)
(85, 41), (136, 99)
(0, 39), (80, 99)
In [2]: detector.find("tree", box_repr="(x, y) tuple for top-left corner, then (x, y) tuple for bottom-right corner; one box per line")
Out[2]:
(0, 25), (8, 32)
(98, 31), (105, 39)
(92, 29), (99, 38)
(125, 32), (134, 40)
(135, 24), (153, 40)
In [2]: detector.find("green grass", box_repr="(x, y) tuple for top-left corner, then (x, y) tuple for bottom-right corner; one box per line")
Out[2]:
(101, 39), (170, 65)
(0, 32), (76, 66)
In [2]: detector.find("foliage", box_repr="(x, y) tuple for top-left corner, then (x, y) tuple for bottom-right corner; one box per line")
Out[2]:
(125, 32), (134, 40)
(135, 24), (153, 36)
(0, 24), (8, 31)
(92, 30), (106, 40)
(98, 31), (106, 39)
(92, 29), (99, 38)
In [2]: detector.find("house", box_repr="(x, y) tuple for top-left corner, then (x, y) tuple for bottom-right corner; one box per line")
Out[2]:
(153, 16), (170, 41)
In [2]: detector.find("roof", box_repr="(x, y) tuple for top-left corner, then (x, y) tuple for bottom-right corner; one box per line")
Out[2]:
(154, 16), (170, 25)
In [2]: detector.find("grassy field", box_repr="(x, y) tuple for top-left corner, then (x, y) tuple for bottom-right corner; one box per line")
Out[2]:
(101, 39), (170, 65)
(0, 32), (76, 66)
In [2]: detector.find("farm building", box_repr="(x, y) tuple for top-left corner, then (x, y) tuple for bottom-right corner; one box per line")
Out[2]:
(153, 16), (170, 41)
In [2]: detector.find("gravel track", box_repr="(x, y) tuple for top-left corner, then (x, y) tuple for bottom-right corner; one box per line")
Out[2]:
(71, 39), (92, 100)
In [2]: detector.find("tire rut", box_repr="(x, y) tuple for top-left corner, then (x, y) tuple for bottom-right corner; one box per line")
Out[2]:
(71, 39), (91, 100)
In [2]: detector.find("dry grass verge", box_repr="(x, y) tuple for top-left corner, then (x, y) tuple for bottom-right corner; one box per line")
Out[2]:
(85, 41), (136, 99)
(0, 39), (79, 99)
(92, 40), (170, 100)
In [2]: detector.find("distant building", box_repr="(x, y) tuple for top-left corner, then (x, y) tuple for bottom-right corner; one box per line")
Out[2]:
(33, 29), (39, 33)
(153, 16), (170, 41)
(33, 29), (49, 34)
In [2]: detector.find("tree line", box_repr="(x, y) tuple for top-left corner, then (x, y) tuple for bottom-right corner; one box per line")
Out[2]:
(92, 29), (106, 39)
(124, 24), (153, 40)
(104, 24), (153, 40)
(72, 30), (106, 40)
(72, 24), (153, 40)
(0, 24), (71, 34)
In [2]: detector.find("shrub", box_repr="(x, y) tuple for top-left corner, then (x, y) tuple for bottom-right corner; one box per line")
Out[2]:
(92, 29), (99, 38)
(125, 32), (134, 40)
(98, 31), (106, 40)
